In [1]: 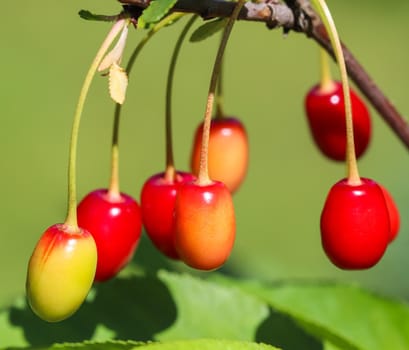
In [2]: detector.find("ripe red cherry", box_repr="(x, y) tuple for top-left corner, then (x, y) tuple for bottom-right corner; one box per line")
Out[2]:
(320, 178), (390, 269)
(379, 185), (400, 243)
(26, 223), (97, 322)
(140, 171), (196, 259)
(305, 81), (371, 161)
(77, 189), (142, 281)
(174, 181), (236, 270)
(190, 117), (249, 193)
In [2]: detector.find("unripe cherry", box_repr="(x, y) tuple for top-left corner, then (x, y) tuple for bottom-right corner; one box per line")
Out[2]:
(26, 224), (97, 322)
(174, 180), (236, 270)
(140, 171), (196, 259)
(320, 178), (390, 269)
(305, 81), (371, 161)
(77, 189), (142, 281)
(190, 117), (248, 193)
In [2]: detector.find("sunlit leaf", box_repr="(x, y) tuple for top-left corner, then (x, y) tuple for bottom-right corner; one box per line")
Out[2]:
(3, 270), (409, 350)
(139, 0), (178, 28)
(211, 275), (409, 350)
(156, 270), (269, 341)
(0, 271), (268, 348)
(3, 339), (280, 350)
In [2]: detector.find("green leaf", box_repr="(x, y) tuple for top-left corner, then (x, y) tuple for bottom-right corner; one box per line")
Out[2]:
(156, 271), (269, 341)
(0, 274), (177, 348)
(50, 340), (142, 350)
(78, 10), (115, 22)
(211, 275), (409, 350)
(0, 271), (267, 348)
(139, 0), (178, 28)
(189, 19), (227, 42)
(134, 339), (280, 350)
(4, 339), (280, 350)
(4, 269), (409, 350)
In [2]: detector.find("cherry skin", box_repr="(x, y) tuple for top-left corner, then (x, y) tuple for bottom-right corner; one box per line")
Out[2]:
(174, 180), (236, 270)
(26, 223), (97, 322)
(140, 171), (196, 259)
(320, 178), (390, 269)
(305, 81), (371, 161)
(379, 185), (400, 243)
(190, 117), (249, 193)
(77, 189), (142, 282)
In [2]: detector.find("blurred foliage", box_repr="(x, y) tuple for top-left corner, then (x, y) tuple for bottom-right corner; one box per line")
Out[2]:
(2, 269), (409, 349)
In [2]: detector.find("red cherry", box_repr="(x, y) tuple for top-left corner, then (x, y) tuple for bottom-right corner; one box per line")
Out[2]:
(190, 117), (249, 193)
(77, 189), (142, 281)
(140, 171), (196, 259)
(379, 185), (400, 243)
(320, 178), (390, 269)
(26, 223), (97, 322)
(305, 81), (371, 161)
(174, 181), (236, 270)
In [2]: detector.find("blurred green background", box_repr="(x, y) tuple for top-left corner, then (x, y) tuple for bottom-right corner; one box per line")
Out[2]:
(1, 0), (409, 309)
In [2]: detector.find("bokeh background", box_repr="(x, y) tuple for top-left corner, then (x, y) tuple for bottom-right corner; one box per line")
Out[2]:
(1, 0), (409, 308)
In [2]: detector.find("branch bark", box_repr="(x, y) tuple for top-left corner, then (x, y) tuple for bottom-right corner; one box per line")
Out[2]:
(118, 0), (409, 150)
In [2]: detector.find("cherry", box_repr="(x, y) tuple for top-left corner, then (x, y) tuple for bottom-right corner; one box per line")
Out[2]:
(77, 189), (142, 282)
(379, 185), (400, 243)
(140, 171), (196, 259)
(174, 180), (236, 270)
(305, 81), (371, 161)
(190, 117), (249, 193)
(26, 223), (97, 322)
(320, 178), (390, 269)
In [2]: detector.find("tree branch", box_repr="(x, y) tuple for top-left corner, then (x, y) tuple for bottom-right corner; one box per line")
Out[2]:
(118, 0), (409, 150)
(120, 0), (295, 29)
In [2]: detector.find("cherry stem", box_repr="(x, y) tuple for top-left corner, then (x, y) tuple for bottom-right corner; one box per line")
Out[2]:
(108, 108), (122, 200)
(215, 54), (225, 119)
(107, 13), (186, 194)
(64, 19), (127, 230)
(197, 0), (245, 185)
(164, 15), (198, 183)
(311, 0), (361, 185)
(319, 47), (335, 93)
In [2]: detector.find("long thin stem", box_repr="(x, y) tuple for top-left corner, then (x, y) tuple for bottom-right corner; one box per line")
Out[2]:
(108, 12), (185, 197)
(310, 0), (361, 185)
(164, 15), (198, 182)
(319, 47), (335, 93)
(197, 0), (245, 185)
(215, 53), (225, 119)
(65, 19), (127, 229)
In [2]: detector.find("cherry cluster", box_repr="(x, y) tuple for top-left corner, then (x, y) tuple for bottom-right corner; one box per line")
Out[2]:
(305, 72), (400, 270)
(25, 8), (249, 322)
(26, 113), (248, 323)
(141, 116), (248, 268)
(24, 0), (401, 325)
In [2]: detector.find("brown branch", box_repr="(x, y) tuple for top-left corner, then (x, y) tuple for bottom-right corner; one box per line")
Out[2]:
(118, 0), (409, 150)
(120, 0), (295, 29)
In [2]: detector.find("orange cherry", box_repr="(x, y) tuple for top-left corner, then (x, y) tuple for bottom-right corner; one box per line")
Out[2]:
(174, 181), (236, 270)
(191, 117), (248, 193)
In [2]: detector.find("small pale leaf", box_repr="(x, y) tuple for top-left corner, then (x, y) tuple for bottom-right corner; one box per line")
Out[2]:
(109, 63), (128, 105)
(190, 18), (227, 43)
(98, 24), (129, 72)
